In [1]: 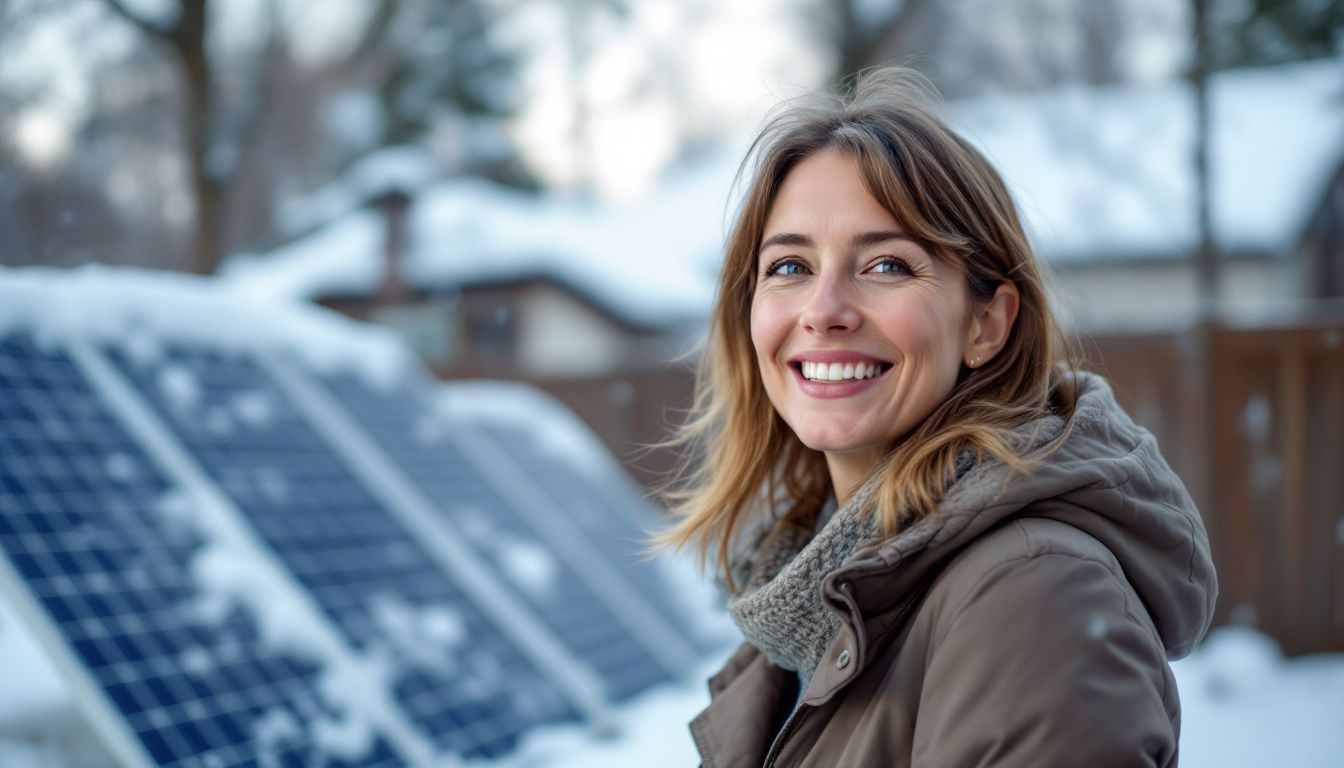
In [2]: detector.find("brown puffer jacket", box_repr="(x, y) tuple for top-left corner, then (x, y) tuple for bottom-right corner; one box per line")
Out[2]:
(690, 374), (1218, 767)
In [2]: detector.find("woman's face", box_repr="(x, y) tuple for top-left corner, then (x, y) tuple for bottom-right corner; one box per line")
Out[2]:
(750, 149), (975, 487)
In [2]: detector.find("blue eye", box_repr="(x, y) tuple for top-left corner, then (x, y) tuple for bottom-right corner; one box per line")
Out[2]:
(766, 259), (808, 277)
(871, 257), (913, 276)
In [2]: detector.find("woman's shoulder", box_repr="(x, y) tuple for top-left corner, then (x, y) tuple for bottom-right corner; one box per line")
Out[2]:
(924, 515), (1155, 639)
(898, 517), (1179, 766)
(945, 515), (1123, 576)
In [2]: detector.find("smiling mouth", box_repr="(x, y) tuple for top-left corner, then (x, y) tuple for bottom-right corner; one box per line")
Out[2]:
(791, 360), (893, 382)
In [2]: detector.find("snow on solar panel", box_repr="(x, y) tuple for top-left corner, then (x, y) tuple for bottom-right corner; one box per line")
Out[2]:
(0, 267), (727, 766)
(282, 367), (682, 702)
(436, 382), (733, 654)
(105, 344), (588, 758)
(0, 334), (405, 767)
(316, 372), (725, 666)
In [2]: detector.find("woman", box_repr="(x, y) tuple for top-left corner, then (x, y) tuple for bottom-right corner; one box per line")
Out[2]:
(656, 69), (1218, 767)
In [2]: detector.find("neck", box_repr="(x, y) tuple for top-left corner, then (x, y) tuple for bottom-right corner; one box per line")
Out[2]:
(825, 447), (884, 507)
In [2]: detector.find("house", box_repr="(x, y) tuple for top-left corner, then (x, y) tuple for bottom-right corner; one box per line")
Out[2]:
(224, 153), (733, 379)
(943, 56), (1344, 328)
(223, 58), (1343, 488)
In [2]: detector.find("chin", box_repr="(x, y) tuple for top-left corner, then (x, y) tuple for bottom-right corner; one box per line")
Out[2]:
(791, 424), (874, 454)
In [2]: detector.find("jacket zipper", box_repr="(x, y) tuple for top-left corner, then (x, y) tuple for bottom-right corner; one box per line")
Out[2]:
(762, 704), (808, 767)
(762, 579), (855, 766)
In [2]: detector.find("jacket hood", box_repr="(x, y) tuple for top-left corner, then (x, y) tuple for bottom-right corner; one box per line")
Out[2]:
(827, 371), (1217, 660)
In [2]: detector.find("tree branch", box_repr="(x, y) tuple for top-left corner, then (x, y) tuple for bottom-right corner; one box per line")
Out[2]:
(100, 0), (178, 41)
(342, 0), (396, 71)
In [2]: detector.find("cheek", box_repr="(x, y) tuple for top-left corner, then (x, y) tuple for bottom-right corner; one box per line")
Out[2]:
(883, 297), (968, 368)
(749, 297), (787, 363)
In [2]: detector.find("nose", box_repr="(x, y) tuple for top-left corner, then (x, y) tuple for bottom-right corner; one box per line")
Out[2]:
(799, 275), (860, 335)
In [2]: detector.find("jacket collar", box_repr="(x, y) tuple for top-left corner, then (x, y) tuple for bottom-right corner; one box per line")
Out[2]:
(690, 643), (797, 768)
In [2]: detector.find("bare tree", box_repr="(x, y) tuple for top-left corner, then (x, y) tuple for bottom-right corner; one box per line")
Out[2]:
(95, 0), (396, 274)
(796, 0), (1150, 97)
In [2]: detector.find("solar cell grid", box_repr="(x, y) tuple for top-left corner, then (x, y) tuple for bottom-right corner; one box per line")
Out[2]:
(109, 346), (582, 759)
(319, 372), (676, 700)
(0, 335), (402, 767)
(470, 417), (721, 652)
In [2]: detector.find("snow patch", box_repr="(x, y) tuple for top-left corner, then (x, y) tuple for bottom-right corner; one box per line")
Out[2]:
(310, 655), (385, 760)
(1173, 626), (1344, 767)
(438, 380), (620, 483)
(947, 58), (1344, 262)
(157, 364), (202, 412)
(223, 174), (719, 328)
(0, 266), (414, 387)
(369, 595), (466, 673)
(496, 539), (558, 599)
(0, 596), (72, 733)
(253, 708), (303, 768)
(190, 543), (335, 656)
(232, 390), (276, 428)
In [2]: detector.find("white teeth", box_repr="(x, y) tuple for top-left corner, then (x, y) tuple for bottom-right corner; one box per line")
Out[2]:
(800, 361), (886, 382)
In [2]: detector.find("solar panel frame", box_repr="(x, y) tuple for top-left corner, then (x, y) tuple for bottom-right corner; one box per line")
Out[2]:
(307, 366), (699, 691)
(261, 355), (615, 722)
(63, 336), (440, 766)
(466, 415), (729, 654)
(0, 544), (156, 768)
(445, 417), (700, 671)
(0, 333), (416, 767)
(103, 342), (604, 757)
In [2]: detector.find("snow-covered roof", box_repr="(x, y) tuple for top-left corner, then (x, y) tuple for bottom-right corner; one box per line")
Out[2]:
(223, 150), (741, 328)
(948, 57), (1344, 263)
(227, 59), (1342, 324)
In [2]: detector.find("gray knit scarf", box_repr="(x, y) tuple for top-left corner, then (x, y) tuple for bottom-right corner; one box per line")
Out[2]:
(725, 475), (884, 679)
(724, 397), (1070, 682)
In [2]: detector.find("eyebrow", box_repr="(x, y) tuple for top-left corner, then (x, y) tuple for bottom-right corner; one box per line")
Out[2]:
(757, 230), (914, 254)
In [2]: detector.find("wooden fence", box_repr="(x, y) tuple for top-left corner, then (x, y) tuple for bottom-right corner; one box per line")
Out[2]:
(1088, 316), (1344, 656)
(521, 314), (1344, 656)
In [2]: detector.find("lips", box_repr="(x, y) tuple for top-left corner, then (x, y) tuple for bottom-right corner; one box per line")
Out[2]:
(785, 354), (893, 399)
(787, 351), (893, 383)
(794, 360), (892, 382)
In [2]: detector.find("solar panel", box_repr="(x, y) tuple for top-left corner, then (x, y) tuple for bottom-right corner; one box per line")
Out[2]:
(0, 268), (726, 766)
(104, 344), (591, 758)
(292, 366), (686, 701)
(453, 396), (728, 655)
(0, 334), (404, 767)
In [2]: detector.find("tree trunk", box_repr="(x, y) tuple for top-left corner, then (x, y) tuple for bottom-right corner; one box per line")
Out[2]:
(1191, 0), (1218, 312)
(172, 0), (224, 275)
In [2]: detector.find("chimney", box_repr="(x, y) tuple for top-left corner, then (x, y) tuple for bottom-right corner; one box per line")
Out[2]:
(375, 188), (412, 304)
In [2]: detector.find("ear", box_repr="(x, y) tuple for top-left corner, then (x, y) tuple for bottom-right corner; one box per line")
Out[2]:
(964, 282), (1019, 368)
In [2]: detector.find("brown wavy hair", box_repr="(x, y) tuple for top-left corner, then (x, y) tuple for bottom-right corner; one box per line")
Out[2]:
(653, 68), (1079, 590)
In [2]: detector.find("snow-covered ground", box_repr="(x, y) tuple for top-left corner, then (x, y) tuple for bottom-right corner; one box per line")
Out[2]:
(2, 603), (1341, 767)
